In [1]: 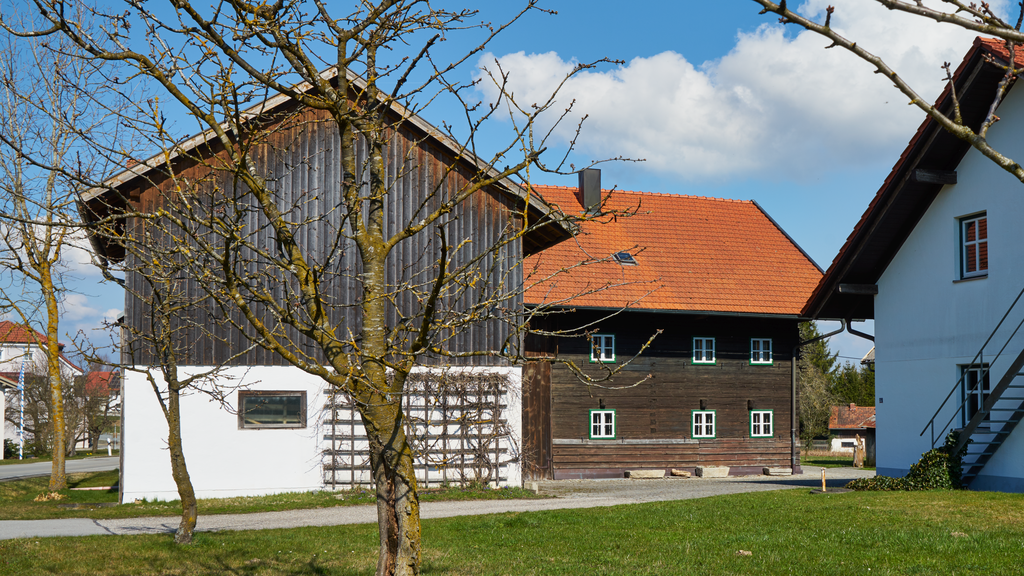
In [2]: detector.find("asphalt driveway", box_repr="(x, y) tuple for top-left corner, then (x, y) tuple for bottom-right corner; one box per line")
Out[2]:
(0, 457), (119, 482)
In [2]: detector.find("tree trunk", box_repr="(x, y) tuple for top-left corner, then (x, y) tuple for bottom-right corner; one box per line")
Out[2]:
(167, 386), (198, 544)
(363, 401), (421, 576)
(43, 269), (66, 491)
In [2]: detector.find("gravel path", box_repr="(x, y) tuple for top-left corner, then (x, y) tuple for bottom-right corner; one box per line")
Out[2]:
(0, 466), (874, 540)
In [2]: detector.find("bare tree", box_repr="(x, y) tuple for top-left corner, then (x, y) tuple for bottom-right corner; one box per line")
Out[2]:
(10, 2), (622, 572)
(0, 14), (129, 490)
(752, 1), (1024, 182)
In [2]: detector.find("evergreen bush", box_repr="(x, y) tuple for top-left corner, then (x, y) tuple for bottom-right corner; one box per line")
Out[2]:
(847, 431), (969, 491)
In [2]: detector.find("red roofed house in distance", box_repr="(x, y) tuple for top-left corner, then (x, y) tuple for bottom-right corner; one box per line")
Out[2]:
(520, 170), (823, 479)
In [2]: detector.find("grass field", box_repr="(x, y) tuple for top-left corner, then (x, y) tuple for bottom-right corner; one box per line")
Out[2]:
(801, 449), (876, 470)
(0, 470), (542, 521)
(1, 489), (1020, 575)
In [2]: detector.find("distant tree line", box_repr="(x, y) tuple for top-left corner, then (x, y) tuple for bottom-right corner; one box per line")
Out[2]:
(797, 322), (874, 447)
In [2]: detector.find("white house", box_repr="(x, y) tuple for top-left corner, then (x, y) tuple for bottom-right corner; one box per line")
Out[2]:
(0, 321), (84, 459)
(804, 38), (1024, 492)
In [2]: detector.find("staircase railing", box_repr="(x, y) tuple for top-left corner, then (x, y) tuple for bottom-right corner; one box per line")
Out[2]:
(920, 285), (1024, 451)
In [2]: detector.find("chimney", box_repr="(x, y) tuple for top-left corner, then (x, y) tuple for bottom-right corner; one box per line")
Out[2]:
(576, 168), (601, 214)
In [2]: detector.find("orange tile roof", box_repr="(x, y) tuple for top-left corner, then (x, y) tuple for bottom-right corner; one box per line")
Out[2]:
(830, 403), (876, 430)
(524, 186), (822, 315)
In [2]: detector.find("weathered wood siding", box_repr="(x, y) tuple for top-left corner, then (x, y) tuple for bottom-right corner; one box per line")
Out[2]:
(525, 310), (799, 478)
(121, 103), (523, 367)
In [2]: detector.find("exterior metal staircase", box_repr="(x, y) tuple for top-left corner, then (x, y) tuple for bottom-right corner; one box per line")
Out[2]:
(921, 286), (1024, 488)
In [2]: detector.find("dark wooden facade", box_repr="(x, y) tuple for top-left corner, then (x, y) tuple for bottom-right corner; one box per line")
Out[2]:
(523, 310), (800, 479)
(82, 89), (566, 369)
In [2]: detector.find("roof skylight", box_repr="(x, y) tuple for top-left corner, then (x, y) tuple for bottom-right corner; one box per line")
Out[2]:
(613, 251), (638, 266)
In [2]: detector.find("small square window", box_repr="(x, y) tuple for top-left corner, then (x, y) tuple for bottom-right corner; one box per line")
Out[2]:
(238, 390), (307, 429)
(590, 409), (616, 439)
(750, 339), (772, 365)
(750, 410), (773, 437)
(692, 410), (716, 438)
(960, 213), (988, 279)
(591, 334), (615, 363)
(693, 338), (715, 364)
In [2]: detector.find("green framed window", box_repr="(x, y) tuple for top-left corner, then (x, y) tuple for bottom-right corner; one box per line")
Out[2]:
(590, 334), (615, 363)
(238, 390), (307, 429)
(590, 409), (616, 439)
(750, 410), (773, 438)
(692, 410), (716, 438)
(750, 338), (772, 365)
(692, 337), (715, 365)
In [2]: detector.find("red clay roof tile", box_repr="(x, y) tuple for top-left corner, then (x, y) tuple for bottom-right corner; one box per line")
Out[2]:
(525, 186), (822, 315)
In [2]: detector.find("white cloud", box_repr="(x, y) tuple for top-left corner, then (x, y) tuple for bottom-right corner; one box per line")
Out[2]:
(475, 0), (1003, 181)
(59, 229), (102, 278)
(60, 293), (100, 321)
(102, 308), (122, 324)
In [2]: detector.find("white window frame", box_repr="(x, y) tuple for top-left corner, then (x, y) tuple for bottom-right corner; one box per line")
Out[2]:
(961, 364), (990, 427)
(750, 338), (772, 365)
(590, 334), (615, 363)
(692, 410), (716, 438)
(960, 213), (988, 279)
(692, 337), (715, 365)
(750, 410), (773, 438)
(589, 409), (616, 439)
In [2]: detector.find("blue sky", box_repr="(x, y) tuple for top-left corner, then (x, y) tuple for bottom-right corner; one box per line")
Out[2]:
(55, 0), (1007, 365)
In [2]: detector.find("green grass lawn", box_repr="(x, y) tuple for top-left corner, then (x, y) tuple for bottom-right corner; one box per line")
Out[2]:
(801, 454), (876, 470)
(1, 489), (1020, 575)
(0, 470), (542, 521)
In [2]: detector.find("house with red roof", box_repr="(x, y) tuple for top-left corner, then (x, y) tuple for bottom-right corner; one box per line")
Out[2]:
(0, 321), (84, 458)
(829, 403), (875, 464)
(804, 38), (1024, 492)
(520, 171), (823, 479)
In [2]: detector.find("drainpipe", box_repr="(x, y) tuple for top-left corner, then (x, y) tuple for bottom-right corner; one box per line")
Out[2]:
(845, 319), (875, 342)
(791, 320), (846, 473)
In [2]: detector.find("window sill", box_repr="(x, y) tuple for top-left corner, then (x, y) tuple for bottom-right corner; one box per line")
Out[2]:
(749, 361), (774, 366)
(954, 274), (988, 284)
(692, 361), (716, 366)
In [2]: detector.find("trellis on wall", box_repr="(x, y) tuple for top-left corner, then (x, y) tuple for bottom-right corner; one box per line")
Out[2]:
(321, 368), (519, 488)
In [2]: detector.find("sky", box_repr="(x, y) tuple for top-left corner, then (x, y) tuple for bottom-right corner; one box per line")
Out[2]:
(34, 0), (1011, 365)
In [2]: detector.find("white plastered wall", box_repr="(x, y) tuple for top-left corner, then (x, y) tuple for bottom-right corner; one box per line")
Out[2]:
(122, 364), (524, 502)
(121, 366), (327, 502)
(874, 81), (1024, 490)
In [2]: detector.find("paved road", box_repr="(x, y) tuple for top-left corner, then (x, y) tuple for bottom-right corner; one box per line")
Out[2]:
(0, 466), (873, 540)
(0, 456), (119, 482)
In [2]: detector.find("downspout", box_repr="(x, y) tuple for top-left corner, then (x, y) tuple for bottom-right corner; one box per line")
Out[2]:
(846, 319), (875, 342)
(791, 320), (846, 473)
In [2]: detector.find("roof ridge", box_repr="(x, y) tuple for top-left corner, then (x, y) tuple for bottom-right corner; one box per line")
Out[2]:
(531, 184), (752, 204)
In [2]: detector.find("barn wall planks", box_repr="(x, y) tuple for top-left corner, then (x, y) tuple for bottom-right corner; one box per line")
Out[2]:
(525, 310), (800, 477)
(121, 103), (523, 368)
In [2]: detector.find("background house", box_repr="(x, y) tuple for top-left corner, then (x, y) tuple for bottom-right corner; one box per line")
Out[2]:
(804, 38), (1024, 492)
(0, 321), (84, 458)
(829, 403), (875, 465)
(521, 171), (823, 479)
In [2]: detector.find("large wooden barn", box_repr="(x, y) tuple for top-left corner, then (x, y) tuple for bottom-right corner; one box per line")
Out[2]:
(521, 173), (823, 479)
(78, 70), (571, 500)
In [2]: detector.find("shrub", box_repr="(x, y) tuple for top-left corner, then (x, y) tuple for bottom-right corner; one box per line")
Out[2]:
(847, 431), (969, 491)
(3, 439), (18, 459)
